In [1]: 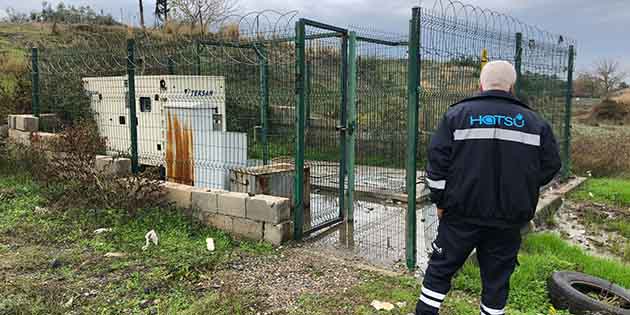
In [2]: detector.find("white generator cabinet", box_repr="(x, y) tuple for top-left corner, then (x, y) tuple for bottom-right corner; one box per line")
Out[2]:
(83, 75), (247, 189)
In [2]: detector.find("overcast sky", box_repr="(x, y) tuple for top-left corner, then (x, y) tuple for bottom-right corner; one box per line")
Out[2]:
(2, 0), (629, 76)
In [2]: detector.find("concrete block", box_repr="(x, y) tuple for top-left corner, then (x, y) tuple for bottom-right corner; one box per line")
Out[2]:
(112, 158), (131, 176)
(14, 115), (39, 132)
(7, 115), (17, 129)
(31, 132), (58, 150)
(232, 217), (263, 240)
(0, 125), (8, 139)
(217, 192), (248, 218)
(39, 113), (61, 132)
(94, 155), (113, 172)
(246, 195), (290, 224)
(263, 221), (293, 245)
(192, 189), (226, 214)
(163, 181), (193, 209)
(206, 213), (233, 232)
(8, 129), (31, 146)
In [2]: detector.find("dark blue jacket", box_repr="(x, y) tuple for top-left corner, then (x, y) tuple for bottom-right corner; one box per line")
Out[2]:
(426, 90), (562, 228)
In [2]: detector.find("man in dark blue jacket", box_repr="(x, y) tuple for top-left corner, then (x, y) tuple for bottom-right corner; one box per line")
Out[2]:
(415, 61), (561, 315)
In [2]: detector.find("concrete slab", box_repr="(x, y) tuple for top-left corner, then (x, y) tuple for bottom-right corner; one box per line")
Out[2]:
(192, 189), (223, 213)
(217, 192), (248, 218)
(233, 217), (263, 240)
(246, 195), (290, 224)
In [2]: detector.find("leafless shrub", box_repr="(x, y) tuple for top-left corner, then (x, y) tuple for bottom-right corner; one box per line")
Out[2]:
(572, 129), (630, 177)
(30, 120), (166, 213)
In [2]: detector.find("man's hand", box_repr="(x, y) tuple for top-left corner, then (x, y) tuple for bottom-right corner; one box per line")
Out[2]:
(437, 208), (445, 219)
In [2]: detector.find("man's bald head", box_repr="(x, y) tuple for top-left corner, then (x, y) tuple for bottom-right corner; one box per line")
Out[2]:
(480, 60), (517, 92)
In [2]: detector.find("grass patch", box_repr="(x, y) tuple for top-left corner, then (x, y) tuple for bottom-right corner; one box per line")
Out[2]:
(570, 177), (630, 207)
(0, 171), (273, 314)
(453, 233), (630, 315)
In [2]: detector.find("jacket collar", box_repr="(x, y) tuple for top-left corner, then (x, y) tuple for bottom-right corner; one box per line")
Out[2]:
(451, 89), (532, 110)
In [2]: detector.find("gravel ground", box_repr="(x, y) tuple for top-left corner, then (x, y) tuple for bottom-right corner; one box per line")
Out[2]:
(209, 244), (388, 314)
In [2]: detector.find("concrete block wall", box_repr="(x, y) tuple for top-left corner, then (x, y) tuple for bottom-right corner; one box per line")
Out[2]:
(163, 181), (293, 245)
(6, 114), (132, 176)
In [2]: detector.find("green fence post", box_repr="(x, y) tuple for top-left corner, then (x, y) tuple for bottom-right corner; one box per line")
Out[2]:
(167, 55), (176, 75)
(257, 45), (270, 165)
(127, 38), (140, 174)
(405, 7), (421, 271)
(563, 45), (575, 179)
(194, 39), (201, 75)
(305, 62), (312, 128)
(338, 34), (348, 221)
(514, 32), (523, 99)
(293, 19), (306, 241)
(345, 32), (357, 223)
(31, 47), (40, 117)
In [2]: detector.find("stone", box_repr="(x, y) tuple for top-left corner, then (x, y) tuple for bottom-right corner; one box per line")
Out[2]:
(263, 221), (293, 245)
(14, 115), (39, 132)
(163, 181), (193, 209)
(206, 213), (233, 232)
(232, 217), (263, 240)
(217, 192), (248, 218)
(246, 195), (290, 224)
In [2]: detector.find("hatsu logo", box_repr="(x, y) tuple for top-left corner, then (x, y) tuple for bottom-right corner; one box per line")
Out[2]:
(184, 89), (213, 97)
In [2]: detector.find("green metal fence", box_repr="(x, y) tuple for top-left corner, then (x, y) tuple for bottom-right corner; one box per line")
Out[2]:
(26, 4), (575, 271)
(406, 1), (576, 269)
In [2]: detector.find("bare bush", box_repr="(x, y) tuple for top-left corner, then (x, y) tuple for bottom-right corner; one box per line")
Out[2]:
(28, 121), (166, 213)
(572, 128), (630, 177)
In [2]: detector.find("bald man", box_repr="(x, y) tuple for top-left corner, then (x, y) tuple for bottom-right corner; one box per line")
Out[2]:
(415, 61), (561, 315)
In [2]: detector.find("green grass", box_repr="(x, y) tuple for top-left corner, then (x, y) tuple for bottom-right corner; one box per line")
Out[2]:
(570, 177), (630, 207)
(0, 171), (273, 314)
(289, 233), (630, 315)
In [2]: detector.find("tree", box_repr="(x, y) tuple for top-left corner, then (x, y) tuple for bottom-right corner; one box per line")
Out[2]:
(593, 58), (627, 99)
(170, 0), (238, 34)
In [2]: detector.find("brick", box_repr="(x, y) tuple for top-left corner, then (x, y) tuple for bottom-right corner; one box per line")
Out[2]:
(246, 195), (290, 224)
(8, 129), (31, 146)
(163, 181), (193, 209)
(206, 213), (233, 232)
(232, 217), (263, 240)
(14, 115), (39, 132)
(217, 192), (248, 218)
(263, 221), (293, 245)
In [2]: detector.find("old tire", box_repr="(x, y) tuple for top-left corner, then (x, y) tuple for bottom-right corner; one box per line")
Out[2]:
(548, 271), (630, 315)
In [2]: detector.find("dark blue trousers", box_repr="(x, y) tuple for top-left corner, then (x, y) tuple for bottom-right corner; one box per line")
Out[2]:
(416, 219), (522, 315)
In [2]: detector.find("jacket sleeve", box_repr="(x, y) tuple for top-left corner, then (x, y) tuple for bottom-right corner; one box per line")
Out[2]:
(426, 115), (453, 209)
(539, 122), (562, 186)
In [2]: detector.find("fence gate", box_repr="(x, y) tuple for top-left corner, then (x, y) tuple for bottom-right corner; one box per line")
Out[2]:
(294, 19), (352, 237)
